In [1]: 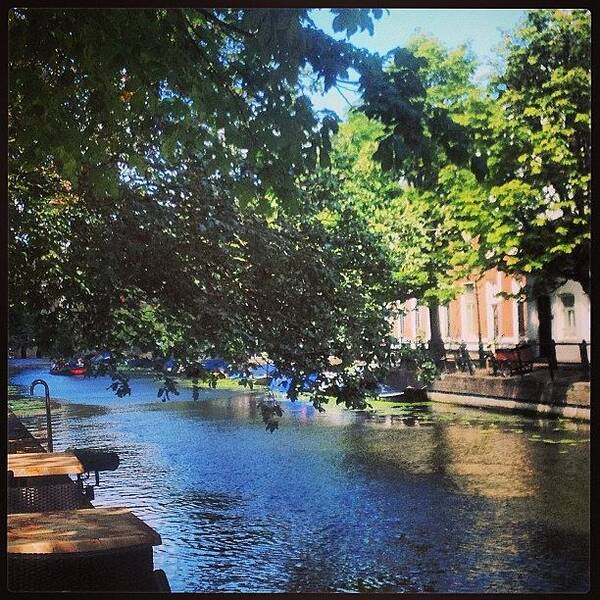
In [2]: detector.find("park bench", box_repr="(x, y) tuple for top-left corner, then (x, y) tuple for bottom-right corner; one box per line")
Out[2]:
(487, 342), (534, 377)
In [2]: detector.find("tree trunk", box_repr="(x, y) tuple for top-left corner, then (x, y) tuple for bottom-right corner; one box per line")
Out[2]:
(428, 300), (444, 363)
(537, 295), (553, 358)
(572, 241), (590, 296)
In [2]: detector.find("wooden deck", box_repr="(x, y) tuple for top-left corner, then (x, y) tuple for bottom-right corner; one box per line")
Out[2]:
(8, 507), (162, 554)
(8, 410), (48, 454)
(7, 407), (169, 590)
(8, 452), (86, 477)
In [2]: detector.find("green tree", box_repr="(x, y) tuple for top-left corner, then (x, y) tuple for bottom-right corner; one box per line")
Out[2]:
(9, 8), (431, 410)
(9, 8), (427, 209)
(325, 112), (466, 304)
(348, 36), (484, 356)
(471, 9), (591, 295)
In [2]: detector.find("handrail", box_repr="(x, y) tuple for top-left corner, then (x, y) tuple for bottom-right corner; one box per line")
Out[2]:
(29, 379), (54, 453)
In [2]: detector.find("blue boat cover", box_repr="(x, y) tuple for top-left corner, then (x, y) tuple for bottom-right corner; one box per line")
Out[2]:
(164, 357), (177, 371)
(249, 363), (278, 378)
(201, 358), (229, 371)
(268, 372), (318, 394)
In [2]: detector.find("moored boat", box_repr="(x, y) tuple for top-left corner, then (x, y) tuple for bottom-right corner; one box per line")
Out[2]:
(50, 357), (88, 376)
(50, 360), (70, 375)
(68, 366), (87, 376)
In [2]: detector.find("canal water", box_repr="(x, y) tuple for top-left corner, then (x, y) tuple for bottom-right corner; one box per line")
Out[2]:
(10, 366), (590, 593)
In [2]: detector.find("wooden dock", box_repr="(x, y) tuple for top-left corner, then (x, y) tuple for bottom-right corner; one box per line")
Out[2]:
(8, 451), (86, 477)
(7, 409), (170, 592)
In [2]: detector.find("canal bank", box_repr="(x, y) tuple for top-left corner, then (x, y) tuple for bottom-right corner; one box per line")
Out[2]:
(427, 391), (590, 421)
(386, 366), (590, 421)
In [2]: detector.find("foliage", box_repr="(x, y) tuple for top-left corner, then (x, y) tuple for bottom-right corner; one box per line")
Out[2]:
(8, 8), (591, 419)
(8, 8), (427, 211)
(10, 163), (402, 411)
(345, 14), (591, 306)
(347, 14), (591, 302)
(326, 32), (484, 308)
(392, 344), (440, 385)
(10, 7), (428, 411)
(257, 393), (285, 432)
(472, 9), (590, 294)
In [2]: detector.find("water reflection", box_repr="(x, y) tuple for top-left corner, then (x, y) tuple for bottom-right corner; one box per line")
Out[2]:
(8, 368), (589, 593)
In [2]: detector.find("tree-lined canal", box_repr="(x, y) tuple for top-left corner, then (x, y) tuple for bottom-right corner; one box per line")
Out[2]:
(10, 367), (589, 593)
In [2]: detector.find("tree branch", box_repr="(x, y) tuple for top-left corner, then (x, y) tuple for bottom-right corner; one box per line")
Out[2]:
(335, 85), (356, 109)
(176, 13), (250, 123)
(196, 9), (254, 40)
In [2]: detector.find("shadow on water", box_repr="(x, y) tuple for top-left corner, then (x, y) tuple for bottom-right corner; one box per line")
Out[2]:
(8, 367), (590, 593)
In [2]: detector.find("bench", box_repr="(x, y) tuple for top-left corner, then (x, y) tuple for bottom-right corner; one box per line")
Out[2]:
(440, 344), (475, 375)
(488, 343), (534, 377)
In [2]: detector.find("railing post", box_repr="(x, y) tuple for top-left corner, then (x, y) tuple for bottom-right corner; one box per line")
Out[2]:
(579, 339), (590, 380)
(478, 341), (486, 369)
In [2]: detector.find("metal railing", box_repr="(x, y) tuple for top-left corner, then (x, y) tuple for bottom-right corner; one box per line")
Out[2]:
(28, 379), (54, 452)
(535, 339), (590, 380)
(394, 338), (590, 381)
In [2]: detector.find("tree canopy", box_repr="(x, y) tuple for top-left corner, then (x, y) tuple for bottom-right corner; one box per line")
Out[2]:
(8, 8), (591, 413)
(325, 10), (591, 311)
(9, 8), (444, 208)
(323, 36), (483, 310)
(10, 8), (424, 410)
(486, 9), (591, 295)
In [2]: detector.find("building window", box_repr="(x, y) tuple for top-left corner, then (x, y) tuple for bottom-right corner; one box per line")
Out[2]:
(560, 293), (576, 335)
(445, 305), (451, 338)
(398, 313), (405, 339)
(463, 283), (476, 338)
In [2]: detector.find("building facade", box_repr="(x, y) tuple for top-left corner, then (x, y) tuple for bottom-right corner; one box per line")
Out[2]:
(392, 268), (590, 363)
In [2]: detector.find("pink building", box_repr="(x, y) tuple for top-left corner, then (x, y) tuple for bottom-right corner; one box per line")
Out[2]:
(392, 268), (590, 363)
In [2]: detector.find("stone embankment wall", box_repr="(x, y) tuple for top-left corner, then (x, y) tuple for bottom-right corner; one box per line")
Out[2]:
(429, 374), (590, 408)
(384, 366), (590, 420)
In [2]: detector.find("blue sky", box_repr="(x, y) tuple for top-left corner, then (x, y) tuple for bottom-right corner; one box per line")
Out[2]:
(309, 8), (527, 117)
